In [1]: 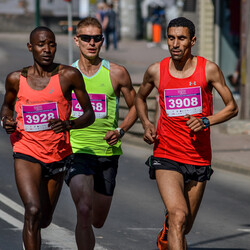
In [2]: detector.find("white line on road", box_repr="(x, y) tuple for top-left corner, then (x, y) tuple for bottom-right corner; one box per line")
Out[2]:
(237, 228), (250, 233)
(0, 81), (4, 94)
(0, 209), (23, 229)
(0, 193), (108, 250)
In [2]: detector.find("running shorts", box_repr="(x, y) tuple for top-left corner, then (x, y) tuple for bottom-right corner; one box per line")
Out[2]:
(145, 156), (213, 183)
(13, 152), (71, 178)
(64, 153), (119, 196)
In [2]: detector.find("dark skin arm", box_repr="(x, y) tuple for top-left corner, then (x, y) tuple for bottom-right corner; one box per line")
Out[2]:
(1, 71), (19, 134)
(48, 65), (95, 133)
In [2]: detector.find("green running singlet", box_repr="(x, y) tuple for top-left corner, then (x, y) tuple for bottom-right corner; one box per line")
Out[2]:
(70, 59), (122, 156)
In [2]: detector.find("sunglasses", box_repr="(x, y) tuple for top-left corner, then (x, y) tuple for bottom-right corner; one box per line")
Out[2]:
(77, 34), (103, 43)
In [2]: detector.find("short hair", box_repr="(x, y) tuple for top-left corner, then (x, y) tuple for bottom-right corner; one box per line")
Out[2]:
(29, 26), (54, 43)
(167, 17), (195, 39)
(76, 17), (102, 35)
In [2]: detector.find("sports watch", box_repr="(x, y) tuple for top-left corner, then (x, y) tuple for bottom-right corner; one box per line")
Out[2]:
(201, 117), (210, 129)
(1, 116), (6, 127)
(115, 127), (125, 138)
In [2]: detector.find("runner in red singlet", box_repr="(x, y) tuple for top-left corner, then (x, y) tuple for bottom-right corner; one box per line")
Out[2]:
(0, 27), (95, 249)
(135, 17), (238, 250)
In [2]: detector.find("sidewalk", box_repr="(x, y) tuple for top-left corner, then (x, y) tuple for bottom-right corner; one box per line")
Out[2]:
(101, 39), (250, 176)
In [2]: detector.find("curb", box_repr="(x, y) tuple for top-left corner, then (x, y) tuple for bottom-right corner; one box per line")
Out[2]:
(212, 158), (250, 176)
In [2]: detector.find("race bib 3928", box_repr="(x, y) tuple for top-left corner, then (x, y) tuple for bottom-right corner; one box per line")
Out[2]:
(22, 102), (59, 131)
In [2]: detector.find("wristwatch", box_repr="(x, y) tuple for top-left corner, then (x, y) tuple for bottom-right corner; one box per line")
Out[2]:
(201, 117), (210, 129)
(115, 127), (125, 138)
(1, 117), (5, 127)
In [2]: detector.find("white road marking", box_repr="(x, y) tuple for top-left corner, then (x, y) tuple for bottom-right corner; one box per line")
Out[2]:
(237, 228), (250, 233)
(0, 193), (108, 249)
(0, 209), (23, 229)
(0, 81), (4, 94)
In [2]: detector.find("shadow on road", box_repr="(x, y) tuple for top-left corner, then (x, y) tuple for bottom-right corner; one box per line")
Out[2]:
(188, 231), (250, 250)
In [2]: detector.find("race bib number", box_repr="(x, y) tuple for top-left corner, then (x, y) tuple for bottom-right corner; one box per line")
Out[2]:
(22, 102), (59, 131)
(72, 93), (107, 119)
(164, 87), (202, 117)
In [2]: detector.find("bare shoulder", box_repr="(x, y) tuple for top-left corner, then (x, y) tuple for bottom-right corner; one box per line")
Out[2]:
(6, 70), (21, 81)
(109, 62), (129, 79)
(205, 60), (221, 76)
(146, 61), (160, 77)
(6, 70), (22, 89)
(109, 62), (132, 88)
(143, 61), (160, 88)
(59, 64), (82, 79)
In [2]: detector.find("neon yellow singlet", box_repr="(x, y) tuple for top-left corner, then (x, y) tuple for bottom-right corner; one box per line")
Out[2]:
(70, 59), (122, 156)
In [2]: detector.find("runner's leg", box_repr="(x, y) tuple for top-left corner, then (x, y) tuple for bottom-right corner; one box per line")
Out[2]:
(92, 191), (112, 228)
(156, 169), (188, 250)
(39, 172), (65, 228)
(14, 158), (42, 250)
(184, 180), (207, 234)
(69, 174), (95, 250)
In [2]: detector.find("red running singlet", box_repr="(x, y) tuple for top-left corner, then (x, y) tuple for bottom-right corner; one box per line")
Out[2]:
(154, 56), (213, 165)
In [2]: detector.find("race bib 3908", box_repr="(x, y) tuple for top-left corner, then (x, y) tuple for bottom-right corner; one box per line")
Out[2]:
(164, 87), (202, 117)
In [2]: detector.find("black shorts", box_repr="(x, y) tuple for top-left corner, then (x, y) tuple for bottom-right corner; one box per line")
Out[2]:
(13, 152), (71, 178)
(145, 156), (213, 183)
(64, 153), (120, 196)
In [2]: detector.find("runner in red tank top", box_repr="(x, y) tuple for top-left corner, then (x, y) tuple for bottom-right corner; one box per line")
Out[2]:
(0, 27), (95, 249)
(135, 17), (238, 250)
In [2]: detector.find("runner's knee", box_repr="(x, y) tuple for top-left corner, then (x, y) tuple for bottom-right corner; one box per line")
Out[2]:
(77, 202), (93, 225)
(169, 209), (188, 232)
(24, 204), (42, 226)
(92, 218), (105, 228)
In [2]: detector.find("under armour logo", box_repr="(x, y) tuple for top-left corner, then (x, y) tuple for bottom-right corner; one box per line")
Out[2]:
(189, 81), (196, 86)
(49, 88), (54, 94)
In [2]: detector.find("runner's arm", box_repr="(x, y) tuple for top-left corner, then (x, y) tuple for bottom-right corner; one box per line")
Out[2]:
(205, 60), (238, 126)
(50, 67), (95, 133)
(0, 72), (19, 134)
(104, 64), (137, 146)
(70, 69), (95, 129)
(186, 61), (238, 132)
(135, 63), (159, 144)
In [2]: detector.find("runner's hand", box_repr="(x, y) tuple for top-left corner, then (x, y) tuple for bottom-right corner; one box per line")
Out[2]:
(185, 114), (203, 132)
(144, 123), (156, 144)
(104, 130), (120, 146)
(2, 117), (17, 134)
(48, 119), (68, 133)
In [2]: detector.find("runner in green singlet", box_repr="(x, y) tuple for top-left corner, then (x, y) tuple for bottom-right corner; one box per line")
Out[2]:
(64, 17), (137, 250)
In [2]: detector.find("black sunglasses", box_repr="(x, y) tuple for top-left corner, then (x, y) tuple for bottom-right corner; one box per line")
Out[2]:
(77, 34), (103, 43)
